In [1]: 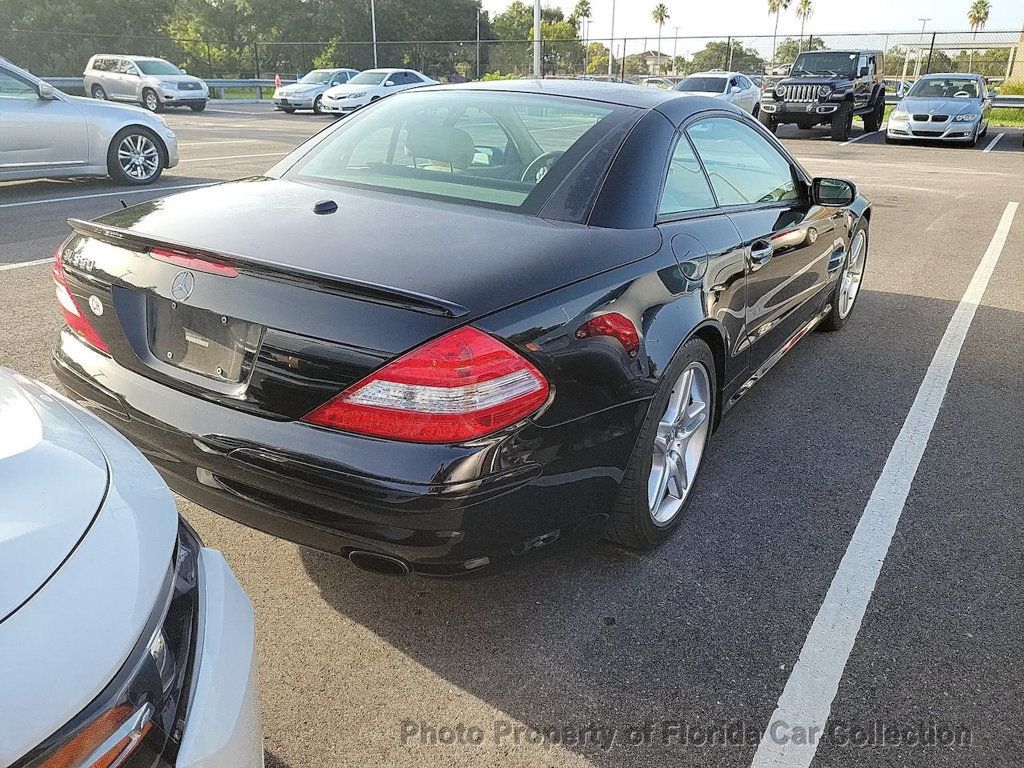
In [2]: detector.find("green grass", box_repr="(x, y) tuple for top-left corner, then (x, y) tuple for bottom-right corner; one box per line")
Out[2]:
(855, 104), (1023, 128)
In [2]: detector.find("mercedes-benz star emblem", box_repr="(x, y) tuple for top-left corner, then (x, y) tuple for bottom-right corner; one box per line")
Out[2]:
(170, 270), (195, 302)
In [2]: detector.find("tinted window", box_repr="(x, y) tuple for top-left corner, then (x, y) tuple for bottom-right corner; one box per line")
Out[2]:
(792, 51), (858, 77)
(659, 136), (716, 216)
(687, 117), (798, 206)
(0, 70), (37, 100)
(737, 75), (752, 89)
(677, 76), (727, 93)
(116, 59), (137, 75)
(288, 90), (617, 210)
(135, 59), (182, 76)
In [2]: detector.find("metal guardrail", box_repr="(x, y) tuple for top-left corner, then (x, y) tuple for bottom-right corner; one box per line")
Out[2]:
(43, 76), (1024, 108)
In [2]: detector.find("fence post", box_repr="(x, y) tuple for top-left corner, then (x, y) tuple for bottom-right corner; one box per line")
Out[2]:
(727, 36), (733, 70)
(253, 40), (261, 98)
(205, 42), (214, 80)
(925, 32), (936, 75)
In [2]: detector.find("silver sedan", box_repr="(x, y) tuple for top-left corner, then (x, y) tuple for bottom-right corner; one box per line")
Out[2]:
(0, 57), (178, 185)
(886, 73), (992, 147)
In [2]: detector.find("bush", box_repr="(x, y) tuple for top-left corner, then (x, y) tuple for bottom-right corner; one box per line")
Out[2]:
(481, 70), (520, 81)
(998, 80), (1024, 96)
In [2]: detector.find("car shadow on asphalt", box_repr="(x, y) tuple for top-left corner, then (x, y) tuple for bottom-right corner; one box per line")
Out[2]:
(293, 286), (1017, 768)
(0, 174), (224, 205)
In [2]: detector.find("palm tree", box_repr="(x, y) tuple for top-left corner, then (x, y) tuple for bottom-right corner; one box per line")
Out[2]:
(768, 0), (792, 69)
(967, 0), (991, 72)
(572, 0), (592, 26)
(795, 0), (813, 53)
(652, 4), (670, 75)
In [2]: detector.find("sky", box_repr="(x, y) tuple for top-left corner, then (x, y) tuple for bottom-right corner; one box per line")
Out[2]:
(481, 0), (1024, 56)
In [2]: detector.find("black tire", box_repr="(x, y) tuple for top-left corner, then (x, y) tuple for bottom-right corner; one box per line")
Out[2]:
(797, 122), (815, 130)
(884, 134), (895, 144)
(142, 88), (162, 113)
(107, 126), (166, 186)
(830, 102), (853, 141)
(967, 130), (979, 148)
(91, 84), (107, 100)
(979, 123), (988, 140)
(312, 95), (324, 115)
(607, 337), (716, 551)
(820, 221), (868, 332)
(757, 111), (778, 134)
(752, 103), (760, 119)
(863, 97), (884, 133)
(281, 107), (296, 114)
(189, 101), (207, 112)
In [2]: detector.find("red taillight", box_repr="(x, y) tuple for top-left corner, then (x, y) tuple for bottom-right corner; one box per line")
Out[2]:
(575, 312), (640, 357)
(302, 327), (550, 443)
(53, 245), (109, 354)
(150, 247), (239, 277)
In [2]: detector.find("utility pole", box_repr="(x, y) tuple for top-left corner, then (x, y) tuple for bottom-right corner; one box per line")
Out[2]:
(583, 19), (592, 73)
(608, 0), (617, 78)
(370, 0), (378, 68)
(476, 9), (481, 79)
(533, 0), (542, 78)
(672, 26), (680, 75)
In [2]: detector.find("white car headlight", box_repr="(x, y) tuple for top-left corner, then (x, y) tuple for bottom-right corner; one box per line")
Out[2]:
(817, 85), (831, 97)
(954, 113), (979, 122)
(890, 110), (909, 121)
(347, 91), (368, 99)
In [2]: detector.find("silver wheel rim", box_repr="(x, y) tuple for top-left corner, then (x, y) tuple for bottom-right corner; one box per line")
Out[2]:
(94, 87), (105, 99)
(144, 92), (158, 111)
(838, 230), (866, 319)
(117, 134), (160, 181)
(647, 362), (711, 526)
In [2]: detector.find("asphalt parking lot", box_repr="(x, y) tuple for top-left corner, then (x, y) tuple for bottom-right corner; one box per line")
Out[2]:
(2, 103), (1022, 768)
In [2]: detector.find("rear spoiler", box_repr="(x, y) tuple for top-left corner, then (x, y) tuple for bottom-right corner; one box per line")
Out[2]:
(66, 218), (469, 318)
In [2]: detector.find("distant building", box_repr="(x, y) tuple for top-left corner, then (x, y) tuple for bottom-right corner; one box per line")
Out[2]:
(641, 50), (673, 75)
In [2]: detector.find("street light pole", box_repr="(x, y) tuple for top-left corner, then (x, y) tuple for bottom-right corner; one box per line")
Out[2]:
(370, 0), (378, 68)
(608, 0), (616, 78)
(476, 9), (481, 79)
(533, 0), (542, 78)
(583, 19), (592, 73)
(672, 26), (680, 75)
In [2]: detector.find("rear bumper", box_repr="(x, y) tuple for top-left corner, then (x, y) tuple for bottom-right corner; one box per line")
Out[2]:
(176, 548), (262, 767)
(53, 330), (630, 575)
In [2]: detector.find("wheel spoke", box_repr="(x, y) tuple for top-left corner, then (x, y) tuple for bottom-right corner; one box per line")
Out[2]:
(666, 450), (688, 499)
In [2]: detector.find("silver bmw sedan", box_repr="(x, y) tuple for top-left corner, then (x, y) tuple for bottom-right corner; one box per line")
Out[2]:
(886, 72), (992, 147)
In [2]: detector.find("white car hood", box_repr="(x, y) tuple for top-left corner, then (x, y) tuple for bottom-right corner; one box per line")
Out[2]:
(675, 90), (726, 98)
(0, 371), (177, 766)
(325, 82), (379, 97)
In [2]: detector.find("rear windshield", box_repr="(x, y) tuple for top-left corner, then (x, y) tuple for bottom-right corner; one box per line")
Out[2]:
(286, 90), (619, 210)
(908, 78), (980, 99)
(135, 59), (181, 76)
(676, 77), (727, 93)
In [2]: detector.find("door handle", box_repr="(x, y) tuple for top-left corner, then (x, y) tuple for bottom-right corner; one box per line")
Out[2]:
(749, 240), (774, 271)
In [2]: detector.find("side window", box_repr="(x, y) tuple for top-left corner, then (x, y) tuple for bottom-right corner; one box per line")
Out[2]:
(0, 70), (38, 100)
(117, 59), (135, 75)
(738, 75), (752, 89)
(686, 117), (799, 207)
(728, 77), (737, 90)
(452, 107), (513, 163)
(658, 135), (717, 216)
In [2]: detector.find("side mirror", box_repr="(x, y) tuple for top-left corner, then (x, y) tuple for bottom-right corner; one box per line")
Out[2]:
(730, 85), (742, 94)
(180, 67), (187, 75)
(812, 177), (856, 207)
(859, 66), (869, 77)
(38, 82), (57, 100)
(384, 80), (396, 87)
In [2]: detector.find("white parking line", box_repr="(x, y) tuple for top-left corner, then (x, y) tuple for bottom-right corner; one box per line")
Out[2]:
(178, 151), (287, 164)
(749, 200), (1019, 768)
(983, 133), (1005, 153)
(0, 258), (52, 271)
(203, 108), (274, 116)
(0, 182), (215, 210)
(840, 128), (883, 147)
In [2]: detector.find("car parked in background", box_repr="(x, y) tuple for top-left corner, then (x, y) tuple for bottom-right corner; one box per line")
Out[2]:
(886, 73), (991, 147)
(759, 49), (886, 141)
(0, 57), (177, 185)
(51, 81), (870, 576)
(674, 71), (761, 114)
(273, 68), (360, 114)
(320, 68), (436, 116)
(84, 55), (209, 112)
(883, 77), (911, 98)
(0, 368), (262, 767)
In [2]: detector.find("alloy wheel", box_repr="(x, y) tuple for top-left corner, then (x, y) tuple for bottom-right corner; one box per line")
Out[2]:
(647, 362), (711, 526)
(117, 134), (160, 181)
(144, 91), (159, 111)
(838, 229), (866, 318)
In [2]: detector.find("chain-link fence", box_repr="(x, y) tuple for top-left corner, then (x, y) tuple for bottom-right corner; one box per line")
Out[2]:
(3, 28), (1022, 87)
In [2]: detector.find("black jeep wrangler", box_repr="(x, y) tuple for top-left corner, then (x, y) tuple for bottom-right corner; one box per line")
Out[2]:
(758, 49), (886, 141)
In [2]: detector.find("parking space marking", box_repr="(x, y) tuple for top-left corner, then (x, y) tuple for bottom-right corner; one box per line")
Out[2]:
(0, 182), (215, 209)
(840, 129), (883, 147)
(984, 133), (1005, 153)
(177, 151), (288, 164)
(0, 258), (51, 271)
(750, 200), (1019, 768)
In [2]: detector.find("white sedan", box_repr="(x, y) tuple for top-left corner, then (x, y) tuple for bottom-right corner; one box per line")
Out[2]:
(673, 71), (761, 115)
(0, 368), (262, 767)
(320, 68), (437, 116)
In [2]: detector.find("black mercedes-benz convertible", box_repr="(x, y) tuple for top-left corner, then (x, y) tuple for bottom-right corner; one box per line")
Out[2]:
(52, 80), (870, 576)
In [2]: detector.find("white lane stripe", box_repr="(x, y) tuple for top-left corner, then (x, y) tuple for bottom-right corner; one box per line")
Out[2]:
(983, 133), (1004, 153)
(750, 200), (1019, 768)
(178, 151), (287, 163)
(840, 128), (883, 147)
(203, 108), (273, 116)
(0, 257), (51, 271)
(0, 182), (215, 210)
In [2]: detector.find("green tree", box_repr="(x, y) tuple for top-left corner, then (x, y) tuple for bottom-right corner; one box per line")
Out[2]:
(689, 40), (766, 73)
(569, 0), (592, 30)
(774, 35), (825, 65)
(585, 41), (609, 74)
(795, 0), (813, 53)
(967, 0), (991, 71)
(651, 3), (669, 75)
(767, 0), (792, 67)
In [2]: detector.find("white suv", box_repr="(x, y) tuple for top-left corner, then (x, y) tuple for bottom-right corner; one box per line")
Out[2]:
(84, 54), (209, 113)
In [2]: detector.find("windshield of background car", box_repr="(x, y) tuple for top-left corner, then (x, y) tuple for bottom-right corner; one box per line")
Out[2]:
(285, 90), (621, 210)
(348, 71), (389, 85)
(300, 70), (335, 84)
(907, 78), (980, 99)
(677, 77), (727, 93)
(135, 59), (182, 76)
(792, 52), (858, 77)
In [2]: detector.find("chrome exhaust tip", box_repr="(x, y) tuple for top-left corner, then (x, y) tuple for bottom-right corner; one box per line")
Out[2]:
(348, 550), (410, 576)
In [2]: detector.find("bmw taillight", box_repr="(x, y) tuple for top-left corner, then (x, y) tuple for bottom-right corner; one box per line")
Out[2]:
(52, 244), (109, 354)
(302, 326), (550, 443)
